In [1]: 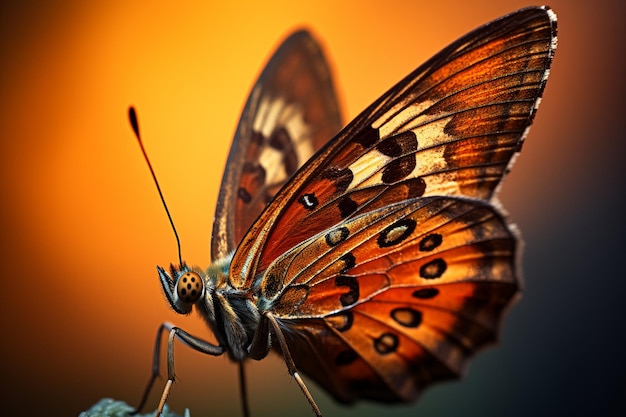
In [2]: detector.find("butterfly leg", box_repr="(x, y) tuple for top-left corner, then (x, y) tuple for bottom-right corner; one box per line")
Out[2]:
(238, 362), (250, 417)
(133, 321), (225, 417)
(265, 313), (323, 417)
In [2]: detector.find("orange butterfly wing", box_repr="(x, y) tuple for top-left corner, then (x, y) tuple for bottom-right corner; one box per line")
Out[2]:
(231, 7), (556, 284)
(211, 30), (342, 260)
(266, 196), (518, 402)
(229, 6), (556, 404)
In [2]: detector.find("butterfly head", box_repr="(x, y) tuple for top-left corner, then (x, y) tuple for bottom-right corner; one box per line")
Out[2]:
(156, 262), (206, 314)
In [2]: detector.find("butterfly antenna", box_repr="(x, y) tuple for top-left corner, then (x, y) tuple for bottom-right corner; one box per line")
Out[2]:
(128, 106), (183, 266)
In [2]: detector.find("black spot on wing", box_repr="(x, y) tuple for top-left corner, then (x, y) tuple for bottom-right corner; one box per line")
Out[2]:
(352, 126), (380, 148)
(323, 167), (354, 192)
(419, 233), (443, 252)
(391, 307), (422, 328)
(238, 187), (252, 203)
(326, 227), (350, 247)
(269, 127), (298, 176)
(405, 177), (426, 198)
(339, 253), (356, 272)
(376, 131), (418, 157)
(298, 193), (318, 210)
(382, 154), (416, 184)
(374, 333), (399, 355)
(377, 218), (417, 248)
(336, 275), (359, 306)
(412, 288), (439, 299)
(338, 196), (359, 219)
(419, 258), (447, 279)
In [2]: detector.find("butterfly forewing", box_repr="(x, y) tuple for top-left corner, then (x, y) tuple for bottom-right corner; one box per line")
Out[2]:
(229, 7), (555, 285)
(211, 30), (342, 260)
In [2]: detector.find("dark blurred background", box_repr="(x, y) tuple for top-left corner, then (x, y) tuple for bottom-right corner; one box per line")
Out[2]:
(1, 1), (625, 416)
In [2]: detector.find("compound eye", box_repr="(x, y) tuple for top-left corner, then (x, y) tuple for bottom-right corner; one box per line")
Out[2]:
(176, 271), (203, 304)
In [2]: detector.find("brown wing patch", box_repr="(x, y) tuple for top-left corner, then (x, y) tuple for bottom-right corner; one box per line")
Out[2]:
(211, 30), (342, 260)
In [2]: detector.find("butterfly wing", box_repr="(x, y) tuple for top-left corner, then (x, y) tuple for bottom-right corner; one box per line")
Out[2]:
(211, 30), (342, 261)
(232, 6), (556, 404)
(265, 195), (519, 402)
(230, 6), (556, 286)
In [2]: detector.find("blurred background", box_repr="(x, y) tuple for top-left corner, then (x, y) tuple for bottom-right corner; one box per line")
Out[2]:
(1, 0), (624, 416)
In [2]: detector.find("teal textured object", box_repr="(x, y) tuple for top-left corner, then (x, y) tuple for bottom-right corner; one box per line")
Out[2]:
(79, 398), (190, 417)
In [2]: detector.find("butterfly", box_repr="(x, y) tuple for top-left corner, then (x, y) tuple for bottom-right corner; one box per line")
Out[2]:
(129, 6), (557, 417)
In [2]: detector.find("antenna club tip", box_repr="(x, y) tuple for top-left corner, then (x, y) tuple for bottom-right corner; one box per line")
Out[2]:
(128, 106), (140, 137)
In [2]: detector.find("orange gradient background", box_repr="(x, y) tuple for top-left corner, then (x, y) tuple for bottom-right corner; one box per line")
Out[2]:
(1, 1), (625, 416)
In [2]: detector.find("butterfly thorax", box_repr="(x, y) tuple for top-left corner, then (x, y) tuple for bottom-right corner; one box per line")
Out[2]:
(157, 258), (262, 362)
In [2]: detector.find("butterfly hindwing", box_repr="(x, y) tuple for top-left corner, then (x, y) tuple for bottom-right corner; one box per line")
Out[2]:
(262, 196), (518, 402)
(211, 30), (342, 260)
